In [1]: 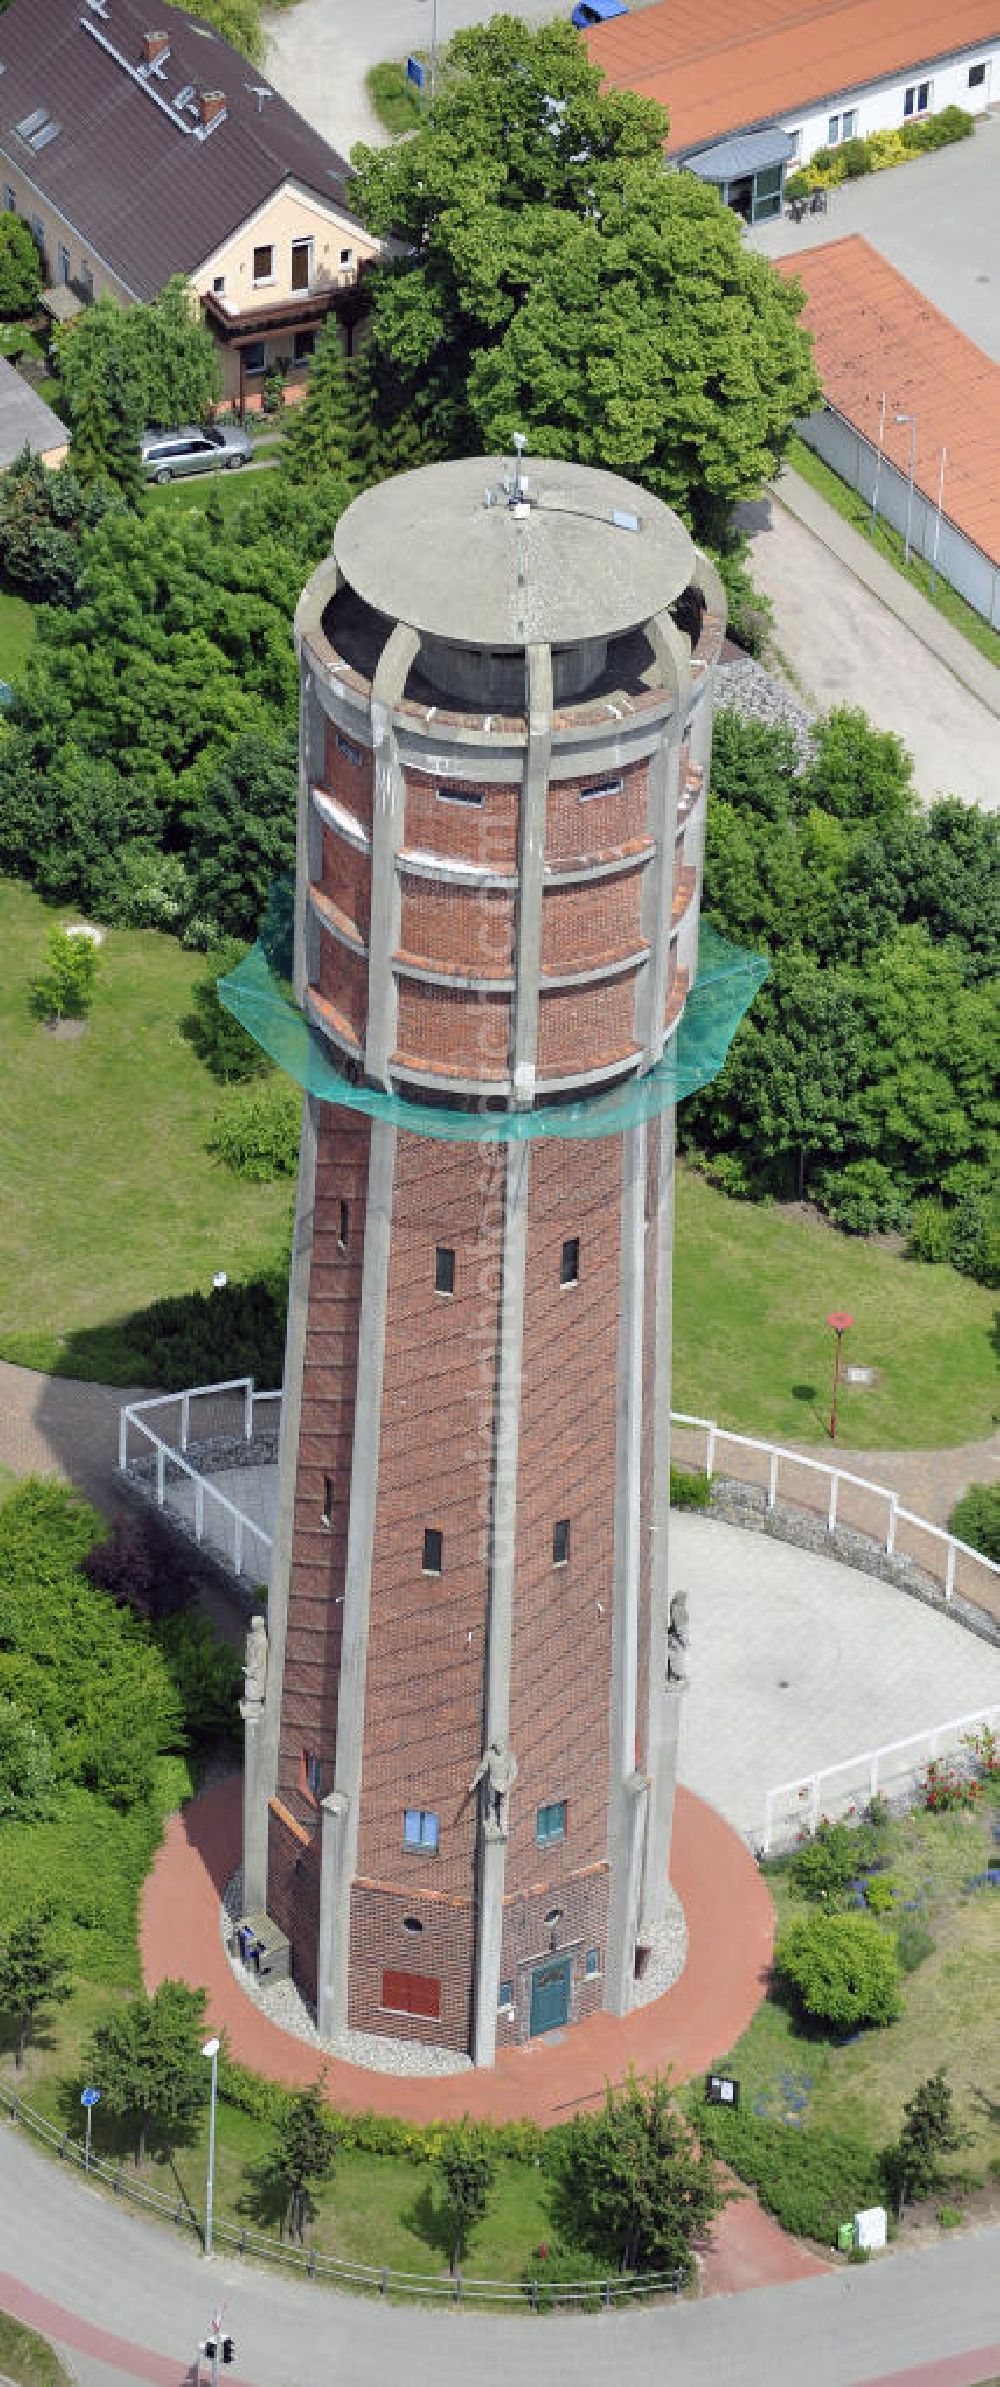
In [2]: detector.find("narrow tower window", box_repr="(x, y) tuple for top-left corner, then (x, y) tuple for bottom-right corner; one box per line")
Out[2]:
(302, 1749), (322, 1800)
(422, 1527), (443, 1575)
(560, 1236), (580, 1287)
(536, 1800), (566, 1846)
(434, 1245), (455, 1296)
(553, 1518), (570, 1567)
(403, 1807), (439, 1852)
(337, 1199), (349, 1253)
(321, 1475), (334, 1529)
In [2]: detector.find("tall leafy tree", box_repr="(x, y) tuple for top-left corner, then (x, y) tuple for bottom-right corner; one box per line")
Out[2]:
(348, 19), (819, 538)
(85, 1980), (211, 2165)
(0, 1915), (71, 2067)
(551, 2071), (720, 2278)
(0, 450), (125, 604)
(56, 279), (221, 488)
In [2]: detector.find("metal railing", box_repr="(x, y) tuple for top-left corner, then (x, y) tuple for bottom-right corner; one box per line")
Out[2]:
(0, 2082), (682, 2310)
(671, 1411), (999, 1623)
(761, 1702), (1000, 1853)
(118, 1379), (279, 1580)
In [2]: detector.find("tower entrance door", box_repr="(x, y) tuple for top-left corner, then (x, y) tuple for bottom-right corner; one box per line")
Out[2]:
(529, 1957), (571, 2037)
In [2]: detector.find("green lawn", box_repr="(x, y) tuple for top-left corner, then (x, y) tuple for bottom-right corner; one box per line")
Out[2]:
(366, 60), (423, 135)
(785, 434), (1000, 672)
(0, 879), (293, 1363)
(0, 879), (994, 1444)
(142, 465), (274, 520)
(0, 582), (37, 680)
(710, 1793), (1000, 2179)
(672, 1165), (998, 1449)
(0, 2312), (71, 2387)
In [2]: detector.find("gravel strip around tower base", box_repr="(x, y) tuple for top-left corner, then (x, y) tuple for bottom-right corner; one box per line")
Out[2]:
(630, 1887), (688, 2010)
(221, 1869), (472, 2076)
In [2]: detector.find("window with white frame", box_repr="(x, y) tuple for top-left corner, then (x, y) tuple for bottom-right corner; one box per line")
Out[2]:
(904, 80), (931, 115)
(786, 127), (801, 159)
(827, 108), (858, 144)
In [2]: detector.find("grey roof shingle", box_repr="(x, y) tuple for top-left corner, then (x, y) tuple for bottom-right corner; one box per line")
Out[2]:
(0, 0), (360, 301)
(0, 356), (69, 466)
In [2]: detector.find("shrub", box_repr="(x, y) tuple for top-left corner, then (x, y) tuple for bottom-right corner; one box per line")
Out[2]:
(185, 940), (271, 1083)
(908, 1200), (953, 1266)
(0, 1698), (61, 1820)
(839, 136), (872, 178)
(785, 171), (810, 202)
(96, 845), (192, 933)
(82, 1510), (196, 1622)
(520, 2242), (602, 2309)
(933, 104), (974, 139)
(669, 1465), (711, 1512)
(774, 1912), (902, 2029)
(948, 1179), (1000, 1289)
(921, 1758), (979, 1814)
(703, 1150), (755, 1200)
(963, 1723), (1000, 1782)
(895, 1913), (935, 1974)
(154, 1612), (244, 1752)
(938, 2203), (963, 2227)
(30, 928), (100, 1023)
(790, 1819), (885, 1904)
(100, 1272), (288, 1391)
(208, 1081), (301, 1181)
(696, 2103), (881, 2242)
(863, 1875), (896, 1916)
(0, 213), (44, 314)
(814, 1158), (908, 1236)
(866, 127), (908, 170)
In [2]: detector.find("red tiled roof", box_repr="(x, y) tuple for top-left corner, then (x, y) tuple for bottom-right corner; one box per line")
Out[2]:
(586, 0), (1000, 157)
(775, 236), (1000, 565)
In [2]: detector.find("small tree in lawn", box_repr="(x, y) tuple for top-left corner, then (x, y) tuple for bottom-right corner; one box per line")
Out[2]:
(0, 1914), (71, 2068)
(271, 2078), (339, 2241)
(882, 2070), (969, 2219)
(438, 2120), (495, 2273)
(551, 2070), (721, 2280)
(30, 927), (100, 1023)
(85, 1980), (211, 2165)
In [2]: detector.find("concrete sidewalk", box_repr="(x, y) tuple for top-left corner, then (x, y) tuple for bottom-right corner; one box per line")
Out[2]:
(772, 464), (1000, 719)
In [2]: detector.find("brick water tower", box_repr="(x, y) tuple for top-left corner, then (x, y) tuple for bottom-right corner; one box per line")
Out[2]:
(241, 451), (727, 2064)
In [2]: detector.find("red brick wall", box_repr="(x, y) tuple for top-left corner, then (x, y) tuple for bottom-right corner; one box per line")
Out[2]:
(545, 763), (648, 863)
(506, 1136), (621, 1900)
(541, 870), (645, 973)
(323, 719), (373, 832)
(403, 769), (520, 870)
(394, 981), (510, 1077)
(497, 1869), (610, 2048)
(267, 1800), (320, 2008)
(276, 1113), (371, 1825)
(398, 880), (515, 976)
(321, 828), (371, 941)
(318, 937), (368, 1045)
(348, 1881), (475, 2051)
(536, 974), (639, 1077)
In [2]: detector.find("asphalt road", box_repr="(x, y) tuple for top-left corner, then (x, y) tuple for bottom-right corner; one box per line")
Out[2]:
(3, 2124), (1000, 2387)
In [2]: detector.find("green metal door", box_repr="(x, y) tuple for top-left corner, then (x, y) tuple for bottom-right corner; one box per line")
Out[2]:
(530, 1957), (571, 2037)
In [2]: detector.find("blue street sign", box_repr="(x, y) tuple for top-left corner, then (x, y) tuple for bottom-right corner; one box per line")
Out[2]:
(80, 2086), (101, 2107)
(405, 54), (426, 87)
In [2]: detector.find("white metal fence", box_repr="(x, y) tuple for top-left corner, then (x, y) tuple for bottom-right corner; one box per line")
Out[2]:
(797, 404), (1000, 630)
(118, 1378), (279, 1581)
(761, 1702), (1000, 1854)
(671, 1412), (1000, 1627)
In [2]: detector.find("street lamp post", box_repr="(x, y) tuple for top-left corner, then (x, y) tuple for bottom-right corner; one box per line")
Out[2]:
(894, 411), (917, 567)
(202, 2036), (220, 2258)
(826, 1310), (854, 1443)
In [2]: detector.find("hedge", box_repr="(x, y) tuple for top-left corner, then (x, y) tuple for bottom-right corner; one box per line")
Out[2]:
(696, 2104), (882, 2242)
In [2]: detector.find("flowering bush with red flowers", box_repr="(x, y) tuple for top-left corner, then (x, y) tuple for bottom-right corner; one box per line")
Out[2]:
(921, 1759), (980, 1814)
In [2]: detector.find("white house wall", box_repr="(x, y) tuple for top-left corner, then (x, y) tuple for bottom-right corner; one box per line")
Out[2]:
(778, 43), (1000, 160)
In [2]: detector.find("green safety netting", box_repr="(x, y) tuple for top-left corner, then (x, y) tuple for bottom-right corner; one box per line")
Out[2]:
(219, 902), (766, 1145)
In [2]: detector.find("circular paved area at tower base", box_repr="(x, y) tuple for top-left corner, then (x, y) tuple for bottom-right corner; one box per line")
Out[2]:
(143, 1776), (771, 2125)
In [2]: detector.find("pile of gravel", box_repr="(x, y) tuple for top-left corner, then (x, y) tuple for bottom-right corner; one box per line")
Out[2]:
(221, 1868), (472, 2077)
(716, 655), (815, 770)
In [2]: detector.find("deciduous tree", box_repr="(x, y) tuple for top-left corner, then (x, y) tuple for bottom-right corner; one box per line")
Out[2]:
(270, 2079), (339, 2241)
(85, 1980), (211, 2165)
(349, 19), (819, 540)
(0, 213), (44, 315)
(0, 1914), (71, 2066)
(551, 2071), (720, 2278)
(438, 2121), (495, 2271)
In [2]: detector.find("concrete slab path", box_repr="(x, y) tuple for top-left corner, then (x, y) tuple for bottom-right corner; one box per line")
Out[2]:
(741, 480), (1000, 809)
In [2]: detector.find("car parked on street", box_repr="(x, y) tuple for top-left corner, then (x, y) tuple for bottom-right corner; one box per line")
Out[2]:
(141, 424), (253, 482)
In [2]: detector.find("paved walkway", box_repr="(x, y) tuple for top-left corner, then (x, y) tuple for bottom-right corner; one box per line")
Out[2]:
(740, 478), (1000, 812)
(142, 1774), (774, 2123)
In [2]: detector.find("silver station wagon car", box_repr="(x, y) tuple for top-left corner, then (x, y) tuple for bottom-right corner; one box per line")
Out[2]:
(141, 424), (253, 482)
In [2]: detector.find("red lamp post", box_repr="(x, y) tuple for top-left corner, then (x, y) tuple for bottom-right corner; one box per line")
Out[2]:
(826, 1311), (854, 1442)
